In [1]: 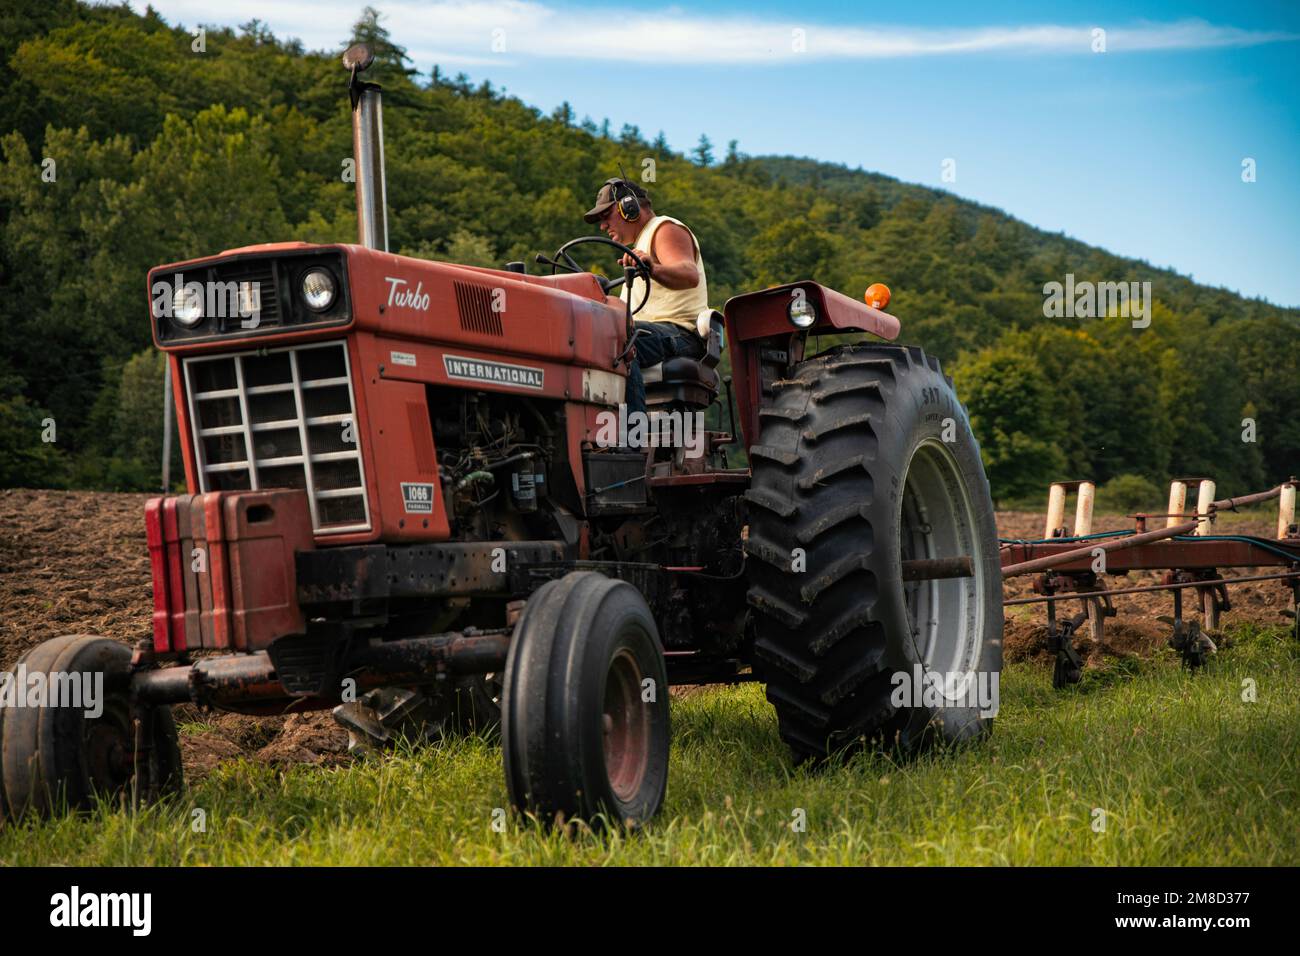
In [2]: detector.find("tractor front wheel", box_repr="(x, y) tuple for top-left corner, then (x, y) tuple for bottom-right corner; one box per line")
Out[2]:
(0, 635), (182, 822)
(502, 571), (669, 828)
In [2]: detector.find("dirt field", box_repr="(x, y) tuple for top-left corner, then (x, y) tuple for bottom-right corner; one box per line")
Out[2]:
(1, 488), (1293, 780)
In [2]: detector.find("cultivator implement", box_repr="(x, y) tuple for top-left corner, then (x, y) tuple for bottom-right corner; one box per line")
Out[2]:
(1001, 478), (1300, 686)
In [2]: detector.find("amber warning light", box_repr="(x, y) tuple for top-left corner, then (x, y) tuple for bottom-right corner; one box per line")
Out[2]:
(865, 283), (891, 310)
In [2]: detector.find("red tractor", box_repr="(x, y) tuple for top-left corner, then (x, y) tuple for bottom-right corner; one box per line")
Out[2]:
(0, 45), (1001, 828)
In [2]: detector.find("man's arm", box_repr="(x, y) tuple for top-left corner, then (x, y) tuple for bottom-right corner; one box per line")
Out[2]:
(621, 222), (701, 291)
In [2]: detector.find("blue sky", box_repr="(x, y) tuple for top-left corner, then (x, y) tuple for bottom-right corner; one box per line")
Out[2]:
(132, 1), (1300, 306)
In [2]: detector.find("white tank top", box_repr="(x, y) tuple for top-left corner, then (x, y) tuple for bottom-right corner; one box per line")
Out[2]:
(621, 215), (709, 334)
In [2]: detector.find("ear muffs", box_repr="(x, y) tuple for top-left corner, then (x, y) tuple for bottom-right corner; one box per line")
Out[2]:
(610, 178), (641, 221)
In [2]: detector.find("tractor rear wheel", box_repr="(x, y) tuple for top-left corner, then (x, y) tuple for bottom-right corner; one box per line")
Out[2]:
(745, 344), (1002, 761)
(1, 635), (182, 821)
(502, 571), (669, 828)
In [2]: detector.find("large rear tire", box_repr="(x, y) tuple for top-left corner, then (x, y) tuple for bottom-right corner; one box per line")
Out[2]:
(502, 571), (669, 828)
(745, 344), (1002, 760)
(1, 635), (182, 821)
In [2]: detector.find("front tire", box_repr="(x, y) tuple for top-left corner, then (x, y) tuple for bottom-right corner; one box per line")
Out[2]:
(502, 572), (669, 828)
(745, 344), (1002, 761)
(1, 635), (182, 821)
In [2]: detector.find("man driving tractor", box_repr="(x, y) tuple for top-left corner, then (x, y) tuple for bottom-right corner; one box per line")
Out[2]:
(583, 177), (709, 419)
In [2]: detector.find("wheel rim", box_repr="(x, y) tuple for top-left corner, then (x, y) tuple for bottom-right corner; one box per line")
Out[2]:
(83, 700), (137, 794)
(601, 648), (650, 803)
(899, 438), (985, 700)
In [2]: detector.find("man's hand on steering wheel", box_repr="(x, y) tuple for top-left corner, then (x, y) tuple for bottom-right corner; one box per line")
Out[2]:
(547, 235), (654, 315)
(619, 248), (652, 278)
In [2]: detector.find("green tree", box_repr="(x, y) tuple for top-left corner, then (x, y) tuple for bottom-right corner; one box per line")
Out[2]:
(346, 6), (415, 82)
(692, 134), (714, 166)
(1208, 316), (1300, 482)
(953, 346), (1068, 503)
(746, 220), (836, 287)
(0, 364), (67, 488)
(105, 349), (173, 491)
(1096, 473), (1163, 514)
(441, 229), (497, 268)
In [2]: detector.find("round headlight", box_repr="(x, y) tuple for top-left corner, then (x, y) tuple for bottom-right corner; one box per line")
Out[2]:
(788, 296), (817, 329)
(301, 269), (337, 311)
(172, 284), (204, 327)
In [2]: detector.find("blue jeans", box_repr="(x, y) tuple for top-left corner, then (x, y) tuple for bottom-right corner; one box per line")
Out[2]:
(625, 321), (706, 418)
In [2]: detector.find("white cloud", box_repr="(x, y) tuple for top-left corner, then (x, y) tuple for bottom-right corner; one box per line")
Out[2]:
(129, 1), (1300, 65)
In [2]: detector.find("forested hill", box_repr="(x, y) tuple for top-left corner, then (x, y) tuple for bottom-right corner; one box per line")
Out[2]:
(1, 1), (1296, 502)
(753, 155), (1287, 327)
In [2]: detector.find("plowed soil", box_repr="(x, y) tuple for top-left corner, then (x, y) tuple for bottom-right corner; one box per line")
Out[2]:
(1, 489), (1292, 777)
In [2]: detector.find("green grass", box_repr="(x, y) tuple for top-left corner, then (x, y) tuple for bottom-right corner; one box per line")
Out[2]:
(2, 624), (1296, 866)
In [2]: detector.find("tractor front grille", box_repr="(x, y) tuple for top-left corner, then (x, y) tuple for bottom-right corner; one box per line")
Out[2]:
(184, 341), (370, 533)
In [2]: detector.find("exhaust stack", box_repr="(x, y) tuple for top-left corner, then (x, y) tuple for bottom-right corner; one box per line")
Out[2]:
(344, 43), (388, 252)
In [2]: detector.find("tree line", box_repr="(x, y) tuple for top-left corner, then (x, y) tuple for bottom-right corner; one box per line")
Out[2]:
(1, 1), (1296, 505)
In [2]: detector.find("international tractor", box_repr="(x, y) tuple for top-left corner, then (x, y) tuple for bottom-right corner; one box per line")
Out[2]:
(0, 44), (1001, 828)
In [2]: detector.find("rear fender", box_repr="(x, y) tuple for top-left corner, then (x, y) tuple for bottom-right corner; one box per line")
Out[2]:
(722, 281), (900, 447)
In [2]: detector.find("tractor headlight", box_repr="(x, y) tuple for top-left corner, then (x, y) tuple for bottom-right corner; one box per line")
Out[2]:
(172, 284), (204, 327)
(301, 269), (337, 312)
(788, 297), (817, 329)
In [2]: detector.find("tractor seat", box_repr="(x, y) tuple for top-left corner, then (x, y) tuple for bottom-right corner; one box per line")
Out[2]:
(643, 310), (724, 410)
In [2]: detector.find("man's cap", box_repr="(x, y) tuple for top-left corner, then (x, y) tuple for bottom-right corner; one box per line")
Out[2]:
(583, 178), (649, 223)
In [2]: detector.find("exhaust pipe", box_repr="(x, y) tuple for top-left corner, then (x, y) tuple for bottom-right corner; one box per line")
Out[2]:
(344, 43), (388, 251)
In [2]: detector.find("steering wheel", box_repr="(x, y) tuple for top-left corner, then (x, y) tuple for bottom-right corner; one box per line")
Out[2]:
(546, 235), (653, 315)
